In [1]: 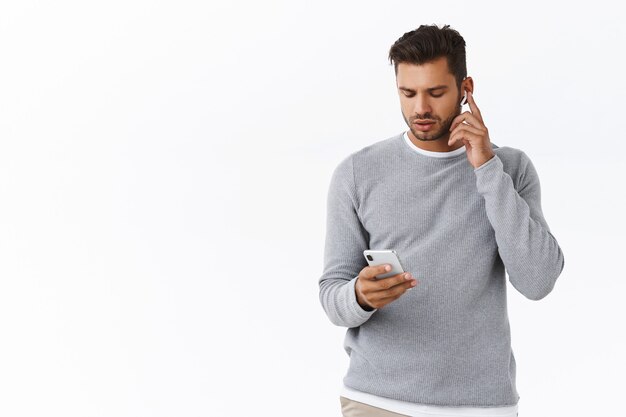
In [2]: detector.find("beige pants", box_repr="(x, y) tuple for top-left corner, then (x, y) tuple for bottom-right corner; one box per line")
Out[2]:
(340, 396), (409, 417)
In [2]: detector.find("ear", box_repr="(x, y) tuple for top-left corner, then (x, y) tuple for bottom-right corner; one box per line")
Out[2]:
(463, 76), (475, 99)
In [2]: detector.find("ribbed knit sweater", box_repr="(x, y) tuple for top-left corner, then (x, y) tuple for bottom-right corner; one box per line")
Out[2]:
(318, 131), (565, 407)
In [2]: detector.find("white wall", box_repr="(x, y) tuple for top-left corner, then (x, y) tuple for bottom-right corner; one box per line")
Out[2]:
(0, 1), (623, 416)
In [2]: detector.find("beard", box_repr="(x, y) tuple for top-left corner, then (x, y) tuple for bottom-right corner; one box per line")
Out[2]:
(403, 102), (463, 142)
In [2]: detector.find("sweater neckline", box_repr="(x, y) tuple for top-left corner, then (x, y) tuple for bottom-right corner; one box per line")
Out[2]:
(401, 130), (467, 159)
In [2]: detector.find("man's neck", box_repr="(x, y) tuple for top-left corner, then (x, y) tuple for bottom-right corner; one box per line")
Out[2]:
(407, 129), (465, 153)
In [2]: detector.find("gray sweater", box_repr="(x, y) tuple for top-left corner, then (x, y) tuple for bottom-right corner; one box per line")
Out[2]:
(318, 132), (565, 407)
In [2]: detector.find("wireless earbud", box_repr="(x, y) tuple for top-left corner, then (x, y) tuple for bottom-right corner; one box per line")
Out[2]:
(460, 92), (468, 106)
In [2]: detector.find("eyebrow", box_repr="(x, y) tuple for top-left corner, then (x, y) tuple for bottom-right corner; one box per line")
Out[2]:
(398, 85), (449, 93)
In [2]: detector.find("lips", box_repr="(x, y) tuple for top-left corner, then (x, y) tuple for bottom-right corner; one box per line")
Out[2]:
(414, 121), (435, 131)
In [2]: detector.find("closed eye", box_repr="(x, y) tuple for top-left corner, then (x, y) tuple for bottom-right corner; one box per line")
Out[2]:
(404, 93), (444, 98)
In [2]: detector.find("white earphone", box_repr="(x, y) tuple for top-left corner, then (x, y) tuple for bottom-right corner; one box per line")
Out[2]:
(460, 76), (468, 106)
(460, 91), (468, 106)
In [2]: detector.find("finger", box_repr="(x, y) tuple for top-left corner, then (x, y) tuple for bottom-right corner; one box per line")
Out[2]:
(448, 128), (482, 147)
(379, 280), (416, 302)
(466, 91), (483, 123)
(361, 264), (393, 280)
(367, 279), (418, 309)
(449, 111), (483, 132)
(374, 272), (413, 291)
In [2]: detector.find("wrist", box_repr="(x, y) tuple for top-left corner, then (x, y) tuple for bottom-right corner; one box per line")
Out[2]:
(474, 151), (495, 169)
(355, 282), (375, 311)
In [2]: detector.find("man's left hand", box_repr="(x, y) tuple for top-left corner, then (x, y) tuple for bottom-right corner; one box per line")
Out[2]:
(448, 90), (495, 169)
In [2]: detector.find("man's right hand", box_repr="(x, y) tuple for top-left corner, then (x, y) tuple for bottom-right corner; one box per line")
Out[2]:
(355, 264), (419, 311)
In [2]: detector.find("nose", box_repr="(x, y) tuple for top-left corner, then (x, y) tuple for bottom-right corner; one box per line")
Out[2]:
(412, 95), (432, 117)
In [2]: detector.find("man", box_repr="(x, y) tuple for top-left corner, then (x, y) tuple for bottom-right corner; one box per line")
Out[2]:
(318, 24), (565, 417)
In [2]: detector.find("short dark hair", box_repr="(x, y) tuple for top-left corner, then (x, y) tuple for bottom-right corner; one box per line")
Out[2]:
(388, 24), (467, 90)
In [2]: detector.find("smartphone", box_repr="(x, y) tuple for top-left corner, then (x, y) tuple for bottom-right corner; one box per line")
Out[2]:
(363, 250), (406, 279)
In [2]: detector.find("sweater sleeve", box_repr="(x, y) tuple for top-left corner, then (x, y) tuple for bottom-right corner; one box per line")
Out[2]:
(318, 155), (378, 327)
(474, 152), (565, 300)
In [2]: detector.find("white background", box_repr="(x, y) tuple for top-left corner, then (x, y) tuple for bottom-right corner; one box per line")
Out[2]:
(1, 1), (624, 416)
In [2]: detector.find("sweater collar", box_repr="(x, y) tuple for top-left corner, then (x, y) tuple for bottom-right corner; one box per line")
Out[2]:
(402, 130), (467, 159)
